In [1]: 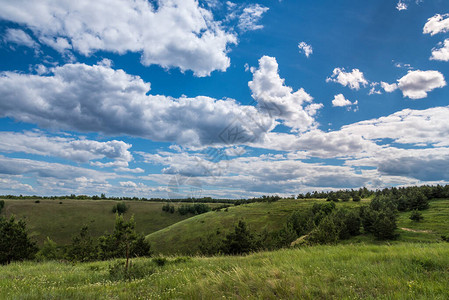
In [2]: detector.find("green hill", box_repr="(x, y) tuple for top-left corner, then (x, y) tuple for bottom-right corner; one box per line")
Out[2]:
(2, 243), (448, 299)
(0, 199), (219, 246)
(147, 198), (449, 255)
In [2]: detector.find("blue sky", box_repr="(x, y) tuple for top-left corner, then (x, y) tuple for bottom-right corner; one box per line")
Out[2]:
(0, 0), (449, 198)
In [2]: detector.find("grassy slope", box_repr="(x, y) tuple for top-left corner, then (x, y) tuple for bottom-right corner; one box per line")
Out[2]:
(147, 199), (366, 255)
(0, 199), (214, 246)
(147, 198), (449, 255)
(1, 243), (448, 299)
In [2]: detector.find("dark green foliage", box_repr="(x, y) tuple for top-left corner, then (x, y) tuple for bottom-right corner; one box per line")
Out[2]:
(34, 200), (40, 203)
(178, 203), (211, 215)
(152, 257), (167, 266)
(340, 194), (350, 202)
(352, 195), (361, 202)
(307, 215), (339, 244)
(112, 202), (129, 215)
(332, 208), (361, 239)
(162, 203), (175, 213)
(326, 193), (339, 202)
(372, 212), (397, 240)
(0, 216), (38, 264)
(220, 221), (258, 255)
(441, 235), (449, 242)
(410, 210), (424, 222)
(360, 196), (398, 240)
(36, 237), (63, 261)
(66, 225), (99, 262)
(274, 223), (298, 248)
(0, 200), (4, 213)
(98, 215), (151, 260)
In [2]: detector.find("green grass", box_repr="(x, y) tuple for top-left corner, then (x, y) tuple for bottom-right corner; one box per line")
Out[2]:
(1, 243), (448, 299)
(147, 199), (367, 255)
(0, 199), (219, 246)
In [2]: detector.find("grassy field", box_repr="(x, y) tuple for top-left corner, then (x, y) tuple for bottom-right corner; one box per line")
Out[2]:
(147, 198), (449, 255)
(146, 199), (367, 255)
(1, 243), (448, 299)
(0, 199), (219, 246)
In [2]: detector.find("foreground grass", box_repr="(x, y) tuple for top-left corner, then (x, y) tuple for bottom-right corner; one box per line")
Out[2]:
(1, 243), (448, 299)
(0, 199), (220, 245)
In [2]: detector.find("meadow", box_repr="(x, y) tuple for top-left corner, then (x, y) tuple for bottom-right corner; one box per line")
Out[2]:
(1, 243), (448, 299)
(0, 199), (219, 245)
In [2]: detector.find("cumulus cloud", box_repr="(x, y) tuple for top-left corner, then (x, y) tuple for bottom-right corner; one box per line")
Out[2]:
(332, 94), (353, 107)
(430, 39), (449, 62)
(396, 1), (407, 11)
(3, 28), (38, 48)
(248, 56), (322, 132)
(0, 0), (237, 76)
(381, 81), (399, 93)
(423, 14), (449, 36)
(298, 42), (313, 58)
(326, 68), (368, 90)
(0, 62), (275, 148)
(237, 4), (269, 32)
(0, 131), (132, 166)
(0, 155), (116, 182)
(397, 70), (446, 99)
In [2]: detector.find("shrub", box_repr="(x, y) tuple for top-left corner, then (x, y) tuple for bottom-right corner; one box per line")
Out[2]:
(152, 257), (167, 266)
(36, 237), (62, 261)
(220, 220), (258, 255)
(0, 200), (4, 213)
(0, 216), (38, 264)
(34, 200), (40, 203)
(66, 225), (99, 262)
(352, 195), (361, 202)
(410, 210), (424, 222)
(112, 202), (129, 215)
(108, 260), (155, 281)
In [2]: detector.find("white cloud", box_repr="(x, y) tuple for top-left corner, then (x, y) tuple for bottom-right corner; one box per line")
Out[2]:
(298, 42), (313, 58)
(0, 131), (132, 166)
(396, 1), (408, 11)
(0, 0), (237, 77)
(237, 4), (269, 32)
(397, 70), (446, 99)
(381, 81), (399, 93)
(3, 28), (38, 48)
(332, 94), (353, 107)
(326, 68), (368, 90)
(0, 61), (276, 148)
(423, 14), (449, 36)
(248, 56), (322, 132)
(430, 39), (449, 62)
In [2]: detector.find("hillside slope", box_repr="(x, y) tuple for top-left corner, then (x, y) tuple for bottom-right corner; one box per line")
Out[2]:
(147, 198), (449, 255)
(0, 199), (208, 245)
(146, 199), (364, 255)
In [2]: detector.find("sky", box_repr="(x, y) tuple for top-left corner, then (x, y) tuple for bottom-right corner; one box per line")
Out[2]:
(0, 0), (449, 199)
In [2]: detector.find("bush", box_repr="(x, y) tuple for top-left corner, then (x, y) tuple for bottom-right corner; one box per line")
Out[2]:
(36, 237), (63, 261)
(0, 216), (38, 264)
(112, 202), (129, 215)
(66, 225), (99, 262)
(34, 200), (40, 203)
(410, 210), (424, 222)
(352, 195), (361, 202)
(0, 200), (4, 213)
(220, 220), (258, 255)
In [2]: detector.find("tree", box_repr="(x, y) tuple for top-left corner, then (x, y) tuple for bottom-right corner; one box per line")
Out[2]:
(221, 220), (257, 255)
(352, 195), (361, 202)
(0, 200), (4, 213)
(0, 216), (38, 264)
(98, 215), (151, 270)
(66, 225), (98, 262)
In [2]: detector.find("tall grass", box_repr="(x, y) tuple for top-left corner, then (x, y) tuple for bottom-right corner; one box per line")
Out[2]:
(1, 243), (448, 299)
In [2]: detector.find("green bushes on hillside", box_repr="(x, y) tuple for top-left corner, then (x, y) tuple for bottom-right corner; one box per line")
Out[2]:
(0, 216), (38, 264)
(112, 202), (129, 215)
